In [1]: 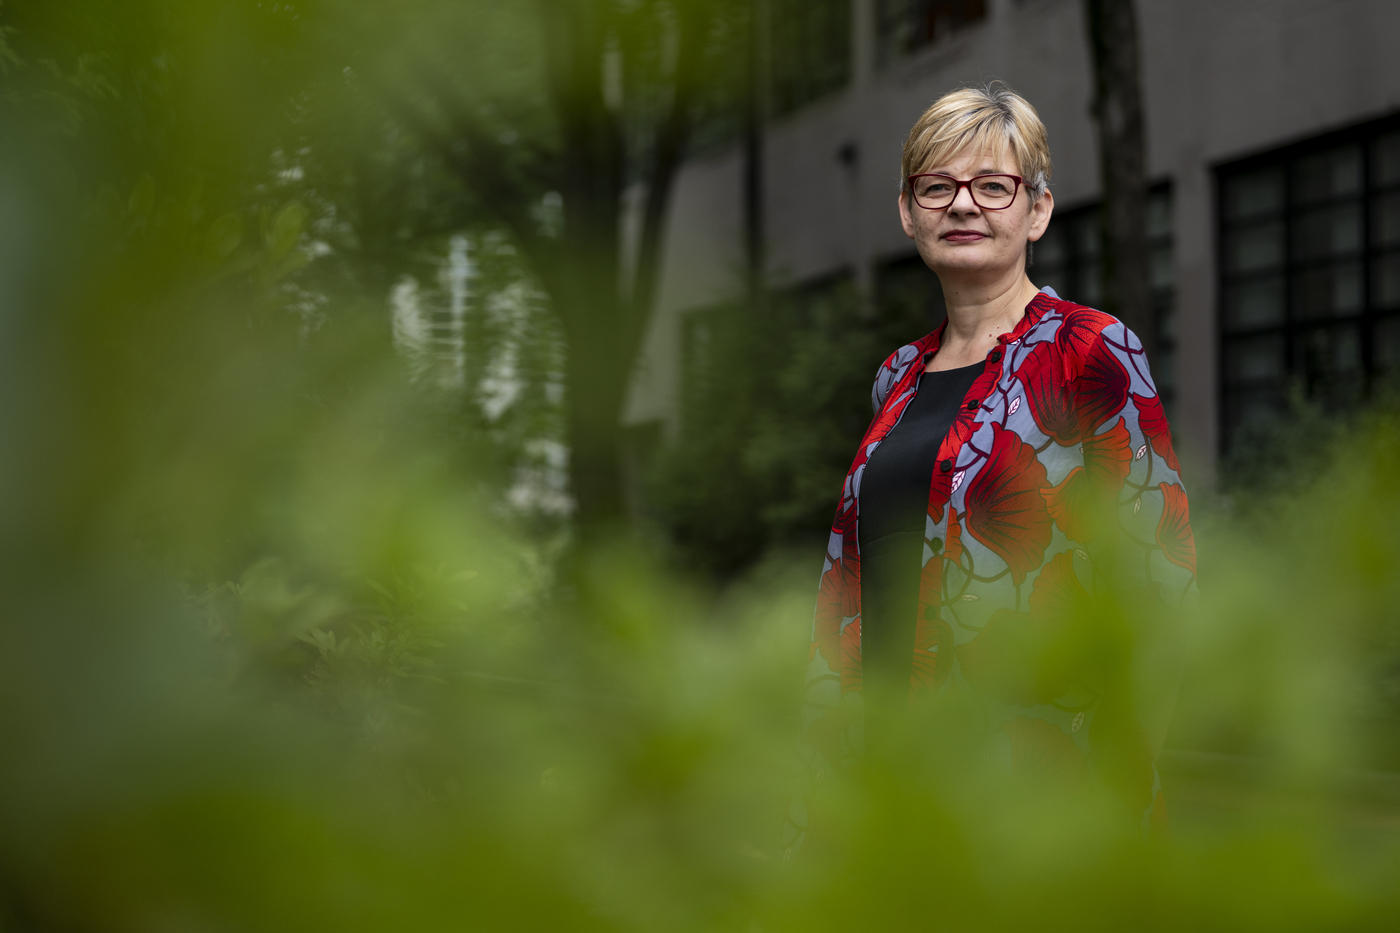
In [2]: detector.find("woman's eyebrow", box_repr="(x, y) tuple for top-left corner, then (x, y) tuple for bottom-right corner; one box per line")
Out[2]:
(928, 166), (1005, 175)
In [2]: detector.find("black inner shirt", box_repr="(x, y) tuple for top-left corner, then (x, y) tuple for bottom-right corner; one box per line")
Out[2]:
(857, 360), (984, 746)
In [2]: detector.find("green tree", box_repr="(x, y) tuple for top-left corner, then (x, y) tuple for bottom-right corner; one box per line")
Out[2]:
(369, 0), (749, 556)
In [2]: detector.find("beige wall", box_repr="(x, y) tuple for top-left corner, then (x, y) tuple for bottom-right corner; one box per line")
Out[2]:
(624, 0), (1400, 481)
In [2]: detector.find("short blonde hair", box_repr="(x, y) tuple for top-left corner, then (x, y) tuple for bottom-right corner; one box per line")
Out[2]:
(900, 83), (1052, 202)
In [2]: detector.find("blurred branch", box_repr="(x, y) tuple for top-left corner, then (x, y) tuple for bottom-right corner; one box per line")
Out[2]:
(1083, 0), (1154, 360)
(628, 0), (709, 341)
(394, 79), (563, 298)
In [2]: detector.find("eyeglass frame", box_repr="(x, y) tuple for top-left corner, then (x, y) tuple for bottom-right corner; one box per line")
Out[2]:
(905, 173), (1026, 211)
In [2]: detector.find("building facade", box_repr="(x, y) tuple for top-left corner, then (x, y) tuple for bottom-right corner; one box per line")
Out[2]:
(623, 0), (1400, 482)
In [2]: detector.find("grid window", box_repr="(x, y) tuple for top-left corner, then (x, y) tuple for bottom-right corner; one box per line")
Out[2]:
(770, 0), (852, 116)
(1218, 116), (1400, 451)
(1033, 185), (1177, 409)
(876, 0), (987, 66)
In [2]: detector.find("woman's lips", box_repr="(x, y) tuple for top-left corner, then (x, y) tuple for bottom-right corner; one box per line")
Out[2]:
(941, 230), (987, 243)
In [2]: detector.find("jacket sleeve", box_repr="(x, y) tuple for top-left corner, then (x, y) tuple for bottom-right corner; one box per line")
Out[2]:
(871, 343), (922, 415)
(1091, 319), (1197, 762)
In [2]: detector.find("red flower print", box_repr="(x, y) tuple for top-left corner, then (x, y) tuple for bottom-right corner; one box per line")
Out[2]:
(964, 424), (1053, 585)
(1132, 392), (1181, 473)
(924, 497), (943, 525)
(814, 557), (859, 668)
(1027, 550), (1092, 621)
(1001, 716), (1091, 787)
(958, 553), (1091, 705)
(910, 616), (955, 696)
(919, 547), (945, 610)
(1155, 482), (1196, 576)
(1054, 308), (1117, 360)
(928, 416), (979, 510)
(955, 609), (1038, 707)
(1019, 341), (1079, 445)
(840, 617), (862, 694)
(1083, 418), (1134, 493)
(1020, 336), (1129, 447)
(944, 507), (964, 567)
(1040, 418), (1133, 543)
(1074, 339), (1131, 437)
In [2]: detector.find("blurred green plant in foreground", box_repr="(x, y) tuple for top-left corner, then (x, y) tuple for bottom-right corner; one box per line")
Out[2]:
(0, 2), (1398, 931)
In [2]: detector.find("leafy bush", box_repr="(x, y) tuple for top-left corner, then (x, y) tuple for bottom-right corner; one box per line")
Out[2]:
(651, 276), (937, 579)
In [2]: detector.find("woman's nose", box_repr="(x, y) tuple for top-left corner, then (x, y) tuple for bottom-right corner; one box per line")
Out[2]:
(947, 184), (980, 214)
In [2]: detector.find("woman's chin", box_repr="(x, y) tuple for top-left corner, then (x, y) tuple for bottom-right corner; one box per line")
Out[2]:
(926, 250), (1007, 278)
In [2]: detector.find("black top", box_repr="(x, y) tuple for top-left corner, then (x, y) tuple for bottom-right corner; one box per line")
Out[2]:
(857, 360), (984, 749)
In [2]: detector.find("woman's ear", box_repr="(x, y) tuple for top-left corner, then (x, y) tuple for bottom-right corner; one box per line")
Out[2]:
(1027, 188), (1054, 243)
(898, 190), (918, 240)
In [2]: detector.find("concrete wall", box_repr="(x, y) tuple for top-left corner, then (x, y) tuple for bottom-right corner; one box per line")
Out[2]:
(623, 0), (1400, 479)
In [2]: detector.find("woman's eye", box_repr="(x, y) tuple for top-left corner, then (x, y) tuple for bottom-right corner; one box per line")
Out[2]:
(981, 182), (1006, 193)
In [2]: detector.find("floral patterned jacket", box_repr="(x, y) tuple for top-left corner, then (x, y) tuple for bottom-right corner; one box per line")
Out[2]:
(798, 288), (1196, 839)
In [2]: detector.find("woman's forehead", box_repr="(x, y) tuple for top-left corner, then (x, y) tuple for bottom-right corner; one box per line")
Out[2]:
(920, 143), (1018, 176)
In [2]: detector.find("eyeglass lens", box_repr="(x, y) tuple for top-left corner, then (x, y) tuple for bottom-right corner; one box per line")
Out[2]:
(913, 175), (1019, 209)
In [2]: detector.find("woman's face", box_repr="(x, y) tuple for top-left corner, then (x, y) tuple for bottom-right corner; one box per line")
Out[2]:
(898, 143), (1053, 282)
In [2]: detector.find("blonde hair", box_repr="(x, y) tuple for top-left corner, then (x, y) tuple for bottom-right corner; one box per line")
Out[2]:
(900, 83), (1052, 202)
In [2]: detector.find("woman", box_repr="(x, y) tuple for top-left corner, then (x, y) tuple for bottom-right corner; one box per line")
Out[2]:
(795, 85), (1195, 845)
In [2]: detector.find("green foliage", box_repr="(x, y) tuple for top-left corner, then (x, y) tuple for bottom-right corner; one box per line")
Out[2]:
(1, 3), (1400, 931)
(651, 276), (936, 578)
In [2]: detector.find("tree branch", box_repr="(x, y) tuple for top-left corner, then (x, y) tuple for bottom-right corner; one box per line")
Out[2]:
(390, 72), (564, 298)
(627, 1), (709, 348)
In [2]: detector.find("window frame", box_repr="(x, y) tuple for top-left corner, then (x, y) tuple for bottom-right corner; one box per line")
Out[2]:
(1214, 112), (1400, 454)
(1031, 182), (1177, 410)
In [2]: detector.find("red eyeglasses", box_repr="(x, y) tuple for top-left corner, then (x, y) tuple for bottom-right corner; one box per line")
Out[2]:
(906, 173), (1025, 211)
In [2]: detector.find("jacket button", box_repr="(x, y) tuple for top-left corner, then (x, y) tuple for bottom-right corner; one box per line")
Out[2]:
(966, 398), (979, 410)
(989, 349), (1003, 362)
(940, 459), (953, 473)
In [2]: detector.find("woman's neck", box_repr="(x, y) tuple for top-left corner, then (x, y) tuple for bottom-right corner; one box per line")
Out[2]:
(929, 272), (1040, 370)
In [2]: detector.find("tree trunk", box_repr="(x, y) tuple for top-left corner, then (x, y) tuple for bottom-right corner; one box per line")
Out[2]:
(418, 0), (709, 557)
(1083, 0), (1154, 361)
(744, 0), (767, 307)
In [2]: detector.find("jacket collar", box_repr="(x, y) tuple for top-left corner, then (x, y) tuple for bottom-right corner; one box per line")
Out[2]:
(920, 287), (1056, 361)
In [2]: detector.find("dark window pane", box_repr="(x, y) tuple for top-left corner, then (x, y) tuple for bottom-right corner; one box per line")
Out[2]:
(1149, 243), (1173, 290)
(1152, 345), (1175, 394)
(1075, 216), (1101, 258)
(1156, 299), (1177, 341)
(1374, 251), (1400, 307)
(1294, 145), (1361, 205)
(1293, 261), (1362, 320)
(1226, 220), (1284, 273)
(1295, 325), (1363, 406)
(1295, 324), (1361, 376)
(1037, 271), (1070, 299)
(1225, 276), (1285, 331)
(1373, 190), (1400, 247)
(1225, 167), (1284, 221)
(1373, 132), (1400, 187)
(770, 0), (852, 115)
(1035, 226), (1067, 268)
(1226, 384), (1288, 442)
(1147, 190), (1172, 238)
(1374, 316), (1400, 374)
(1225, 333), (1285, 383)
(1292, 203), (1362, 260)
(1078, 261), (1103, 307)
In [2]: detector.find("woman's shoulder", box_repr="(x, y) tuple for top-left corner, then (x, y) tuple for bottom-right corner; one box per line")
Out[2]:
(1026, 290), (1140, 353)
(871, 329), (942, 413)
(873, 326), (940, 378)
